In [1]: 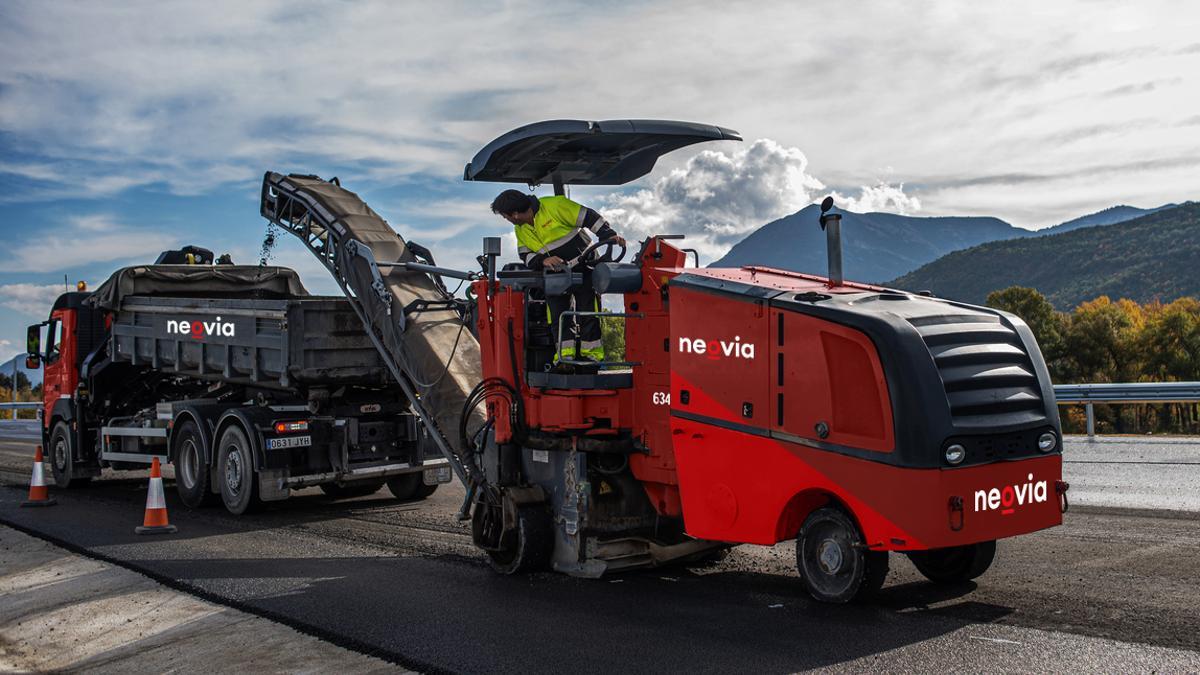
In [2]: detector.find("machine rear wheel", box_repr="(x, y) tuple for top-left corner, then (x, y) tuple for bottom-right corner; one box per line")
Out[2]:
(217, 425), (260, 515)
(907, 541), (996, 584)
(472, 497), (554, 575)
(796, 506), (889, 603)
(320, 480), (385, 499)
(386, 473), (439, 502)
(49, 421), (90, 489)
(174, 420), (213, 508)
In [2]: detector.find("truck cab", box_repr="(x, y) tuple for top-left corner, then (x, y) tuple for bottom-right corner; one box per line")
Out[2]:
(27, 290), (108, 486)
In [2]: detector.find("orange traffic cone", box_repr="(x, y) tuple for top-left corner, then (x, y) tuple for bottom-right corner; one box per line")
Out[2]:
(135, 457), (177, 535)
(21, 445), (57, 507)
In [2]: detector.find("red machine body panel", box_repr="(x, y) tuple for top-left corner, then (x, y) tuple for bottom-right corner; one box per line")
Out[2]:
(668, 266), (1063, 550)
(670, 414), (1063, 549)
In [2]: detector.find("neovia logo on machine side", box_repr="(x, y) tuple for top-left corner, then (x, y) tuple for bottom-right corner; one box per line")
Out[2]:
(166, 317), (236, 340)
(975, 474), (1048, 516)
(678, 336), (756, 361)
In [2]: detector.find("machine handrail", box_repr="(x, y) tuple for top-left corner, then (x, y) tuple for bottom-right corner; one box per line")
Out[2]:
(554, 310), (644, 367)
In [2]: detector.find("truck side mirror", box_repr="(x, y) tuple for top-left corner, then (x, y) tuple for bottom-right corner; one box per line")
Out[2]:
(25, 324), (41, 368)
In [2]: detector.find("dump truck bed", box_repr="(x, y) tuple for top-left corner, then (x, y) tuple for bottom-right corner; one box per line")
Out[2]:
(110, 295), (390, 389)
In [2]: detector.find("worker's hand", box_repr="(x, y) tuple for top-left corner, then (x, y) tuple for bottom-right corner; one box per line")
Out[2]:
(609, 236), (626, 247)
(543, 255), (566, 270)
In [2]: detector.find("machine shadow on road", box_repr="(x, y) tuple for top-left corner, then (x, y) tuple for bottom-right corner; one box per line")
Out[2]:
(115, 551), (1019, 673)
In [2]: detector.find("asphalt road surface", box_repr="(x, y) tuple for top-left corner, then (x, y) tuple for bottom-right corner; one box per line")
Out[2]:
(3, 432), (1200, 673)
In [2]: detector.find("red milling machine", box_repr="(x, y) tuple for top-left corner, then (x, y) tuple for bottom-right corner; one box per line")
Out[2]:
(266, 119), (1068, 603)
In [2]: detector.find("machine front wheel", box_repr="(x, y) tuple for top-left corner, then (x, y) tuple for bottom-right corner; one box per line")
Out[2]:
(472, 498), (554, 575)
(907, 540), (996, 584)
(796, 506), (889, 603)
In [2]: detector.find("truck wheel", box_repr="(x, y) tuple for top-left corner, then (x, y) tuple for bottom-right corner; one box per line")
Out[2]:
(217, 425), (260, 515)
(174, 420), (213, 509)
(907, 541), (996, 584)
(50, 421), (90, 488)
(386, 473), (439, 502)
(471, 498), (553, 574)
(319, 480), (385, 499)
(796, 506), (889, 603)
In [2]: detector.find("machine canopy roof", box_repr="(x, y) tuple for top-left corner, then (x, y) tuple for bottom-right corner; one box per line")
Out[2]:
(464, 119), (741, 187)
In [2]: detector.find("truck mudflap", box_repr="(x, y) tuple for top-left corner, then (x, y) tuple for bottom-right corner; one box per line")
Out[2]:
(670, 416), (1063, 551)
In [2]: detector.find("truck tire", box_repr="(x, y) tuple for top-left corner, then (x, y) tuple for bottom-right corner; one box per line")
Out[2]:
(320, 480), (385, 499)
(795, 506), (889, 603)
(49, 421), (90, 489)
(173, 420), (214, 509)
(217, 425), (260, 515)
(907, 540), (996, 584)
(386, 473), (439, 502)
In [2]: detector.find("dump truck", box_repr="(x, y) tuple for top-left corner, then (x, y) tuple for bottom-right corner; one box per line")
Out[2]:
(25, 248), (451, 514)
(259, 118), (1069, 602)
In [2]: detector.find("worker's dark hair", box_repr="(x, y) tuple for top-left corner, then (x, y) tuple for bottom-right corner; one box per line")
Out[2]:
(491, 189), (537, 215)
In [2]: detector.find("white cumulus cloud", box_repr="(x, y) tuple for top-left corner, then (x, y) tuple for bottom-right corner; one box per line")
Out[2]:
(596, 139), (920, 262)
(834, 182), (922, 215)
(597, 139), (826, 261)
(0, 282), (73, 316)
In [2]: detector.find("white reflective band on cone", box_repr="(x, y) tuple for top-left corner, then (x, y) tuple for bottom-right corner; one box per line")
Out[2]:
(31, 463), (44, 486)
(146, 478), (167, 509)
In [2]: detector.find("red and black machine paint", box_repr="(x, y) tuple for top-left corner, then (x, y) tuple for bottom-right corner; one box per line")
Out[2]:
(464, 120), (1066, 601)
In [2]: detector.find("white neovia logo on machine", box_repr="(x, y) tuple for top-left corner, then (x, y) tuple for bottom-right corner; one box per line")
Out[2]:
(166, 317), (236, 340)
(974, 473), (1048, 516)
(677, 336), (756, 361)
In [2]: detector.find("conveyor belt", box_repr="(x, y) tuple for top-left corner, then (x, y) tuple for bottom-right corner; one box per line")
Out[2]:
(259, 173), (484, 489)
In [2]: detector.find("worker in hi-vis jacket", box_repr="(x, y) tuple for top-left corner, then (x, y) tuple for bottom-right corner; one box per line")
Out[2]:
(491, 189), (625, 364)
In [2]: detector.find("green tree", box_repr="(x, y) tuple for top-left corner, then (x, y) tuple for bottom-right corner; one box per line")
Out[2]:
(600, 315), (626, 362)
(1141, 298), (1200, 381)
(1060, 296), (1144, 383)
(986, 286), (1067, 375)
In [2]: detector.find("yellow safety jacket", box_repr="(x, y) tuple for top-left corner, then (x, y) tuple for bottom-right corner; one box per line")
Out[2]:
(514, 196), (613, 269)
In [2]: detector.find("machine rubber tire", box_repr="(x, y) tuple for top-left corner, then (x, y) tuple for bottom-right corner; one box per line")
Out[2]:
(174, 420), (214, 509)
(320, 480), (385, 499)
(217, 425), (260, 515)
(472, 501), (554, 575)
(49, 421), (90, 488)
(796, 506), (889, 603)
(907, 540), (997, 584)
(386, 473), (439, 502)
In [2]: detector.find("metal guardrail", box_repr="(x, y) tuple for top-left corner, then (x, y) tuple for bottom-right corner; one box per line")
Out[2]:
(1053, 382), (1200, 437)
(0, 402), (40, 420)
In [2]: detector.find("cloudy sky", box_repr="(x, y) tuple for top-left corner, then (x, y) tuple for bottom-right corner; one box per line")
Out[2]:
(1, 1), (1198, 363)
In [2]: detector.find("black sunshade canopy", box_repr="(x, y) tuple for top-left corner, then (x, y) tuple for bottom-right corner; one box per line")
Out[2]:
(464, 119), (741, 187)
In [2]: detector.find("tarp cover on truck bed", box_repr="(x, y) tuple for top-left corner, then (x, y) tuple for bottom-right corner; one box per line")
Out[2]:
(86, 265), (308, 311)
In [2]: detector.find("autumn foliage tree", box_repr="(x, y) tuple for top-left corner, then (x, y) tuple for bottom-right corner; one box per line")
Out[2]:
(986, 286), (1200, 434)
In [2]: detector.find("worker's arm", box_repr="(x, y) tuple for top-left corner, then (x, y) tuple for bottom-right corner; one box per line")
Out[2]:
(518, 244), (547, 270)
(577, 206), (618, 241)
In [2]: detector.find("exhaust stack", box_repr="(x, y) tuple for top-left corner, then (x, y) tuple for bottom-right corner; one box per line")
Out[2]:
(818, 196), (843, 287)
